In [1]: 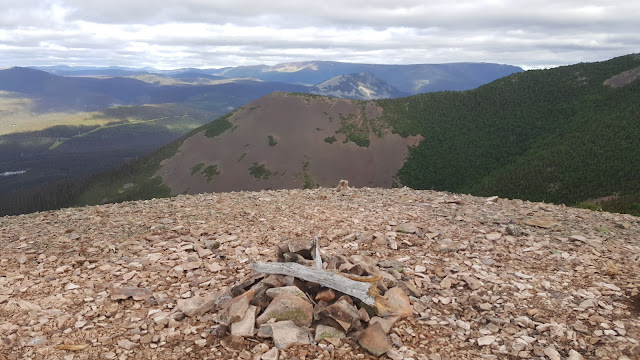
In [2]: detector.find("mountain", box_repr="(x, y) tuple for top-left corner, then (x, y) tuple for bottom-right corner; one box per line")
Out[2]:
(0, 67), (307, 112)
(66, 54), (640, 216)
(310, 72), (407, 100)
(212, 60), (524, 94)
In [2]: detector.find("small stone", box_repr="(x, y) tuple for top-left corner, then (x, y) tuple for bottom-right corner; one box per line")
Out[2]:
(319, 299), (361, 332)
(110, 287), (152, 301)
(524, 218), (559, 228)
(507, 224), (523, 236)
(314, 324), (346, 342)
(485, 232), (502, 241)
(457, 319), (471, 331)
(396, 223), (419, 234)
(287, 239), (313, 254)
(461, 275), (483, 290)
(265, 286), (307, 299)
(227, 293), (251, 324)
(386, 349), (403, 360)
(568, 235), (588, 243)
(194, 339), (207, 347)
(543, 346), (561, 360)
(415, 264), (427, 273)
(259, 321), (311, 350)
(477, 336), (496, 346)
(440, 277), (453, 289)
(261, 347), (279, 360)
(315, 288), (336, 302)
(231, 305), (257, 337)
(75, 320), (87, 328)
(256, 292), (313, 327)
(369, 316), (398, 334)
(375, 287), (412, 318)
(65, 283), (80, 290)
(357, 322), (392, 356)
(177, 294), (219, 318)
(567, 350), (584, 360)
(25, 336), (47, 347)
(117, 339), (138, 350)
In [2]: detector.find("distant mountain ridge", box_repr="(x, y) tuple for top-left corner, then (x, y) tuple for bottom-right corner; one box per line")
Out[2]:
(211, 60), (524, 94)
(32, 60), (524, 96)
(310, 72), (407, 100)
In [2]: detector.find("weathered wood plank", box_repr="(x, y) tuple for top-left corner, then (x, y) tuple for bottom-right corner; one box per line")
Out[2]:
(250, 261), (375, 305)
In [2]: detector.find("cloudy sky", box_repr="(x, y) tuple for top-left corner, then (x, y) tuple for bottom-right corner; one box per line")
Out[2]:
(0, 0), (638, 69)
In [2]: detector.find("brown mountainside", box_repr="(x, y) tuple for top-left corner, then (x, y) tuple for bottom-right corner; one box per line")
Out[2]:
(1, 187), (639, 359)
(157, 93), (422, 194)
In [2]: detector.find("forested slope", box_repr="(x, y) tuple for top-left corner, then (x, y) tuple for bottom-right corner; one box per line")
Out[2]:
(377, 54), (640, 212)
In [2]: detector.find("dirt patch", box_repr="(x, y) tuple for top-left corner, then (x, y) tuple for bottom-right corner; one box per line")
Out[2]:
(603, 65), (640, 88)
(157, 93), (422, 195)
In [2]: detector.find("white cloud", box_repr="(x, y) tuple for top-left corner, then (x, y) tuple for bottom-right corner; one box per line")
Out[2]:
(0, 0), (637, 69)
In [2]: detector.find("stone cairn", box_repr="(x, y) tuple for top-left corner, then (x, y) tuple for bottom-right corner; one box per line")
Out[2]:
(185, 237), (413, 357)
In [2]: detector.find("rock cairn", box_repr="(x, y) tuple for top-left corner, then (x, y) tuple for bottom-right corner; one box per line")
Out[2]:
(180, 238), (414, 357)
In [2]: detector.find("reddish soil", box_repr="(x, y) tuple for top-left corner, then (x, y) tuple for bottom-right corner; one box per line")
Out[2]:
(158, 93), (422, 195)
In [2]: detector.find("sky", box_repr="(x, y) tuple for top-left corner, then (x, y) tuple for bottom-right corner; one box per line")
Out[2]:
(0, 0), (638, 70)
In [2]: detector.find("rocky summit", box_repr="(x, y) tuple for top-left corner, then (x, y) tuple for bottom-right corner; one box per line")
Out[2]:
(0, 187), (639, 360)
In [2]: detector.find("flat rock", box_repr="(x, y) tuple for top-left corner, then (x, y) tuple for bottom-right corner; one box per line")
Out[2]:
(357, 322), (392, 356)
(375, 287), (413, 318)
(319, 298), (361, 332)
(256, 292), (313, 327)
(265, 285), (307, 299)
(524, 218), (559, 228)
(477, 335), (496, 346)
(544, 346), (561, 360)
(369, 316), (398, 334)
(396, 222), (419, 234)
(178, 293), (219, 318)
(259, 321), (312, 350)
(110, 287), (152, 301)
(117, 339), (138, 350)
(230, 305), (257, 337)
(261, 347), (280, 360)
(461, 275), (483, 290)
(315, 288), (336, 302)
(227, 292), (251, 324)
(567, 350), (584, 360)
(314, 324), (346, 342)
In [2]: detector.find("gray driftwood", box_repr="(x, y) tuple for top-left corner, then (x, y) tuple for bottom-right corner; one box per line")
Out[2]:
(250, 261), (375, 305)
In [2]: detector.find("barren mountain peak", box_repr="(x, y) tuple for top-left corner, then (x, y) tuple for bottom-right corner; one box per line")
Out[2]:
(1, 187), (638, 359)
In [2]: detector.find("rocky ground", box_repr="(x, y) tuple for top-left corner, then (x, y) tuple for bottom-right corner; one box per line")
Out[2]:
(0, 187), (639, 360)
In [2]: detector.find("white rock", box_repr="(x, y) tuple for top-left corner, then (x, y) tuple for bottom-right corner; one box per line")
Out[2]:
(477, 336), (496, 346)
(567, 350), (584, 360)
(231, 305), (258, 337)
(261, 347), (279, 360)
(543, 346), (561, 360)
(65, 283), (80, 290)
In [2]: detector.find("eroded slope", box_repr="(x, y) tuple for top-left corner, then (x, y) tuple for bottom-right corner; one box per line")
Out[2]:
(158, 93), (421, 195)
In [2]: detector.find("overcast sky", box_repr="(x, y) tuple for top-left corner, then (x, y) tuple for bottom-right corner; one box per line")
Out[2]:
(0, 0), (638, 69)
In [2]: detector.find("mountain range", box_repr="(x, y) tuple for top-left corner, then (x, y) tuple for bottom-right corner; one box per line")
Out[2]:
(64, 54), (640, 216)
(0, 60), (521, 216)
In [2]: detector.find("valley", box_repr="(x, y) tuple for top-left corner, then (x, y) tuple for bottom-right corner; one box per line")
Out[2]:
(0, 61), (521, 216)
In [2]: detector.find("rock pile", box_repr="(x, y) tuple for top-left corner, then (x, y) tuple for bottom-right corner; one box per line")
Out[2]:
(182, 238), (414, 357)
